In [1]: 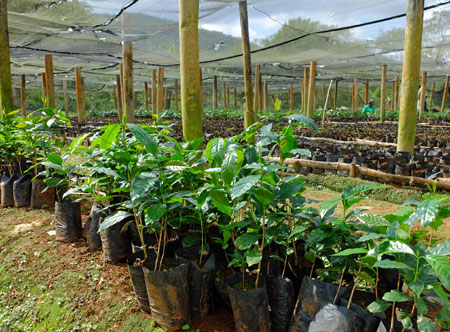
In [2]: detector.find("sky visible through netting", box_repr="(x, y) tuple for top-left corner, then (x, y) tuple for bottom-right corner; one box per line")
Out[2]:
(6, 0), (450, 95)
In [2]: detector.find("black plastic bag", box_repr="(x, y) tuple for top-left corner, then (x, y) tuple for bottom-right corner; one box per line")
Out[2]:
(289, 276), (347, 332)
(267, 275), (295, 332)
(1, 173), (17, 208)
(127, 251), (151, 313)
(215, 271), (240, 310)
(227, 276), (271, 332)
(99, 216), (132, 264)
(340, 298), (380, 332)
(13, 175), (32, 208)
(30, 178), (55, 209)
(176, 247), (216, 321)
(84, 202), (103, 251)
(307, 303), (365, 332)
(55, 200), (82, 242)
(142, 259), (190, 332)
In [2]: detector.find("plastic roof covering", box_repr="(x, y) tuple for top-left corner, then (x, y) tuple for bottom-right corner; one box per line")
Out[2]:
(6, 0), (450, 94)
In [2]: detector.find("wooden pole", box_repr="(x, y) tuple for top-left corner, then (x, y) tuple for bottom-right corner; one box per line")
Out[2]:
(122, 42), (134, 123)
(41, 72), (48, 108)
(354, 77), (358, 111)
(393, 76), (400, 111)
(233, 87), (237, 110)
(429, 81), (435, 110)
(419, 71), (427, 119)
(163, 87), (168, 110)
(174, 79), (179, 111)
(259, 73), (263, 112)
(364, 80), (369, 105)
(380, 64), (387, 122)
(313, 85), (317, 111)
(334, 80), (338, 109)
(441, 75), (449, 112)
(144, 82), (149, 109)
(119, 64), (124, 118)
(222, 82), (226, 109)
(179, 0), (203, 141)
(289, 84), (294, 110)
(75, 67), (85, 123)
(304, 67), (310, 113)
(227, 85), (230, 110)
(254, 64), (261, 113)
(321, 80), (333, 128)
(307, 61), (316, 118)
(397, 0), (424, 154)
(212, 75), (218, 110)
(20, 74), (26, 116)
(116, 74), (123, 119)
(152, 69), (157, 114)
(321, 82), (326, 109)
(239, 0), (255, 128)
(44, 55), (55, 109)
(263, 80), (268, 112)
(351, 84), (355, 111)
(200, 68), (204, 114)
(63, 80), (69, 117)
(0, 0), (13, 117)
(157, 66), (164, 115)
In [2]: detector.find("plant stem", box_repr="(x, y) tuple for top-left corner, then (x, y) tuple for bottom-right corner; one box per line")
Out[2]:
(347, 264), (362, 309)
(400, 304), (415, 332)
(309, 256), (316, 278)
(333, 265), (347, 305)
(389, 272), (402, 332)
(282, 244), (289, 278)
(199, 212), (204, 266)
(375, 267), (379, 300)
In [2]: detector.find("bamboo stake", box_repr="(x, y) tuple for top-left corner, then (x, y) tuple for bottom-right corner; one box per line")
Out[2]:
(75, 67), (85, 123)
(254, 64), (261, 113)
(152, 69), (157, 115)
(354, 77), (358, 111)
(222, 82), (226, 109)
(212, 75), (218, 110)
(429, 81), (435, 110)
(365, 80), (369, 105)
(380, 64), (387, 122)
(122, 41), (135, 123)
(179, 0), (203, 141)
(419, 71), (427, 119)
(119, 64), (124, 118)
(263, 81), (268, 112)
(157, 66), (164, 115)
(239, 0), (254, 128)
(397, 0), (424, 154)
(289, 84), (294, 110)
(63, 80), (69, 117)
(116, 74), (123, 119)
(321, 80), (333, 128)
(441, 75), (449, 112)
(334, 80), (338, 109)
(307, 61), (316, 118)
(144, 82), (149, 109)
(174, 79), (179, 111)
(41, 72), (47, 108)
(44, 55), (55, 109)
(20, 74), (26, 116)
(234, 87), (237, 110)
(393, 76), (400, 112)
(259, 73), (263, 112)
(0, 0), (14, 117)
(321, 82), (326, 109)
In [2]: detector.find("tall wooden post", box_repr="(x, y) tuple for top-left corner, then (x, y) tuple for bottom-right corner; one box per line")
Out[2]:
(289, 84), (294, 110)
(380, 64), (387, 122)
(163, 87), (168, 110)
(239, 0), (255, 128)
(41, 72), (48, 108)
(144, 82), (149, 109)
(397, 0), (424, 154)
(222, 82), (227, 109)
(364, 80), (369, 105)
(441, 75), (449, 112)
(44, 55), (56, 109)
(174, 79), (179, 111)
(393, 76), (400, 111)
(116, 74), (123, 119)
(313, 85), (317, 111)
(20, 74), (26, 116)
(212, 75), (218, 110)
(254, 64), (261, 113)
(429, 81), (435, 110)
(263, 80), (268, 112)
(199, 68), (204, 113)
(353, 77), (358, 111)
(157, 66), (164, 115)
(333, 80), (338, 109)
(351, 84), (355, 111)
(75, 67), (85, 123)
(179, 0), (203, 141)
(227, 85), (230, 110)
(63, 80), (69, 117)
(321, 82), (326, 109)
(151, 69), (157, 114)
(419, 71), (427, 119)
(306, 61), (316, 118)
(0, 0), (13, 117)
(303, 67), (310, 113)
(122, 42), (134, 123)
(233, 87), (237, 109)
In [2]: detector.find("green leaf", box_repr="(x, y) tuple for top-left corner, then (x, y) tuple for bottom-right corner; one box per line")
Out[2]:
(182, 235), (201, 248)
(417, 316), (437, 332)
(357, 233), (388, 242)
(382, 290), (412, 302)
(207, 138), (226, 165)
(165, 160), (189, 172)
(210, 190), (232, 217)
(426, 255), (450, 292)
(182, 324), (190, 331)
(246, 249), (262, 267)
(367, 300), (391, 313)
(428, 241), (450, 256)
(69, 132), (91, 151)
(98, 211), (133, 233)
(131, 175), (158, 202)
(290, 225), (309, 239)
(128, 124), (157, 156)
(100, 124), (121, 149)
(386, 241), (415, 256)
(374, 260), (413, 270)
(42, 162), (63, 171)
(398, 312), (413, 329)
(235, 233), (260, 250)
(230, 175), (260, 200)
(254, 188), (274, 206)
(333, 248), (368, 256)
(357, 214), (392, 227)
(319, 197), (340, 218)
(347, 184), (381, 197)
(275, 182), (304, 200)
(406, 199), (440, 228)
(395, 223), (411, 241)
(221, 151), (238, 186)
(146, 203), (167, 223)
(47, 154), (63, 166)
(286, 114), (318, 131)
(274, 98), (281, 111)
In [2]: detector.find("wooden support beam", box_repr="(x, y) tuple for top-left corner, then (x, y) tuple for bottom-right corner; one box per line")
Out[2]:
(144, 82), (149, 109)
(20, 74), (26, 116)
(157, 66), (164, 115)
(353, 77), (358, 111)
(44, 55), (55, 109)
(393, 76), (400, 111)
(441, 75), (449, 112)
(63, 80), (69, 117)
(212, 75), (218, 110)
(430, 81), (435, 110)
(122, 41), (134, 123)
(75, 67), (85, 123)
(333, 80), (338, 109)
(380, 64), (387, 122)
(307, 61), (316, 118)
(41, 72), (47, 108)
(116, 74), (123, 119)
(254, 64), (261, 113)
(227, 85), (230, 110)
(351, 84), (355, 111)
(0, 0), (14, 117)
(313, 85), (317, 111)
(289, 84), (294, 110)
(151, 69), (157, 115)
(303, 67), (310, 114)
(174, 79), (179, 111)
(397, 0), (424, 154)
(163, 87), (168, 110)
(419, 71), (427, 119)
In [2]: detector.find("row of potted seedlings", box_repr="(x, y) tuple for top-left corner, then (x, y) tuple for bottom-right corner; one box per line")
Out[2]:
(0, 109), (449, 332)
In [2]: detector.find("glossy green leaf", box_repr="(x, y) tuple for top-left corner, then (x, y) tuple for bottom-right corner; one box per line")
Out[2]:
(426, 255), (450, 292)
(428, 241), (450, 256)
(386, 241), (415, 256)
(230, 175), (260, 200)
(367, 300), (391, 313)
(210, 190), (232, 217)
(274, 99), (281, 111)
(131, 175), (158, 202)
(395, 223), (411, 241)
(373, 260), (413, 270)
(246, 249), (262, 267)
(221, 151), (238, 186)
(357, 214), (392, 227)
(146, 203), (167, 223)
(128, 124), (157, 156)
(100, 124), (121, 149)
(382, 290), (412, 302)
(286, 114), (318, 131)
(235, 233), (260, 250)
(417, 316), (437, 332)
(398, 312), (413, 329)
(333, 248), (368, 256)
(98, 211), (133, 233)
(406, 199), (440, 228)
(254, 188), (274, 206)
(47, 154), (63, 166)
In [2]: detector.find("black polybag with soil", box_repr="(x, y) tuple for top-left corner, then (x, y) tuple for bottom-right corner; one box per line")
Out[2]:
(266, 275), (295, 332)
(227, 275), (271, 332)
(127, 251), (151, 313)
(307, 303), (365, 332)
(142, 258), (190, 332)
(175, 247), (216, 321)
(99, 216), (132, 264)
(288, 276), (347, 332)
(55, 200), (82, 242)
(83, 202), (103, 250)
(30, 178), (55, 209)
(340, 298), (380, 332)
(13, 174), (32, 208)
(1, 173), (17, 208)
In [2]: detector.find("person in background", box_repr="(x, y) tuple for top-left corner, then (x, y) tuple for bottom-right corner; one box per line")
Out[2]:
(362, 99), (376, 114)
